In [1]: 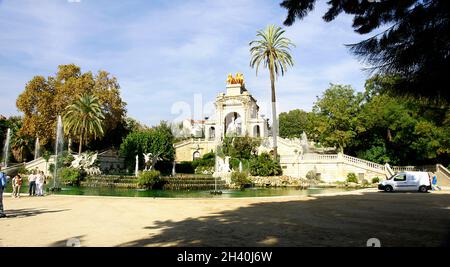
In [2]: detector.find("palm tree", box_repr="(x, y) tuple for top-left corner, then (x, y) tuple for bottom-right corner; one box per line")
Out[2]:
(63, 94), (105, 154)
(249, 25), (295, 159)
(11, 134), (32, 162)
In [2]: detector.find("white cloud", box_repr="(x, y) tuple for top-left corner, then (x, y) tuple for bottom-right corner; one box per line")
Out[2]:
(0, 0), (370, 126)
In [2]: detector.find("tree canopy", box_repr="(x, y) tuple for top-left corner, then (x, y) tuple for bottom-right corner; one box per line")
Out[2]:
(280, 0), (450, 102)
(16, 64), (126, 147)
(313, 84), (362, 152)
(120, 121), (175, 171)
(279, 76), (450, 166)
(63, 94), (105, 154)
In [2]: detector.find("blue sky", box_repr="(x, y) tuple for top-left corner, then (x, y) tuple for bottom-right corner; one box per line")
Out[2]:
(0, 0), (372, 126)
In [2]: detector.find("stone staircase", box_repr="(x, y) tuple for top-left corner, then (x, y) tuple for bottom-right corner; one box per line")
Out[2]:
(162, 175), (227, 190)
(80, 175), (137, 188)
(80, 174), (227, 190)
(435, 164), (450, 187)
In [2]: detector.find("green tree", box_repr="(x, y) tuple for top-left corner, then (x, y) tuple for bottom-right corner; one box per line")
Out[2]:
(63, 94), (105, 154)
(349, 75), (450, 165)
(313, 84), (362, 152)
(249, 152), (282, 176)
(249, 25), (295, 159)
(16, 64), (126, 147)
(280, 0), (450, 102)
(217, 136), (260, 160)
(120, 121), (175, 171)
(279, 109), (313, 139)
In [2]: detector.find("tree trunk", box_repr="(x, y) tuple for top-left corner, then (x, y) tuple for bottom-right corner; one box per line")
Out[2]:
(78, 132), (83, 155)
(269, 65), (278, 160)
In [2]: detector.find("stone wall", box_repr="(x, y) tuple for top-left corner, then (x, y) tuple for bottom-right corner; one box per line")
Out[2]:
(175, 139), (216, 162)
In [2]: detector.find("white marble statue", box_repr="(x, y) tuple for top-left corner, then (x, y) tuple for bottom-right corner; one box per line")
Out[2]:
(226, 117), (238, 136)
(143, 152), (161, 171)
(71, 152), (102, 176)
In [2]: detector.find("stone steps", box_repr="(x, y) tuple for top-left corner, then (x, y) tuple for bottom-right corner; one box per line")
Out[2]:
(80, 174), (227, 190)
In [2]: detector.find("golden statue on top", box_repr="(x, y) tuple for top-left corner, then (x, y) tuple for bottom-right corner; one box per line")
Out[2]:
(227, 73), (245, 87)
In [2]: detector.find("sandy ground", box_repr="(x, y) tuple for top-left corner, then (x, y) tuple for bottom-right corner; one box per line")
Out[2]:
(0, 188), (449, 247)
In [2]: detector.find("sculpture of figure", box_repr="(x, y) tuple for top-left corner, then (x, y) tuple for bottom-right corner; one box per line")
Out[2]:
(226, 74), (234, 84)
(143, 152), (161, 171)
(226, 73), (245, 87)
(71, 152), (102, 175)
(226, 117), (237, 135)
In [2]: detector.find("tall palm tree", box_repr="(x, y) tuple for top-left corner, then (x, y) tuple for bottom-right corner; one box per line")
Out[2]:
(249, 25), (295, 159)
(63, 94), (105, 154)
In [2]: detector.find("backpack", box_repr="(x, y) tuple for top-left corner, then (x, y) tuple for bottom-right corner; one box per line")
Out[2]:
(0, 172), (7, 187)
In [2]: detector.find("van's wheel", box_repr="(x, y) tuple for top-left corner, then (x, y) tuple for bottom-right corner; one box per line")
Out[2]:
(419, 186), (428, 193)
(384, 185), (393, 192)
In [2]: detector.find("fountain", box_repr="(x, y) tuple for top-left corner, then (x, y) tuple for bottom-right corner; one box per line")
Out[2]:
(171, 160), (176, 177)
(34, 137), (40, 160)
(135, 155), (139, 177)
(239, 161), (243, 172)
(2, 128), (11, 168)
(52, 116), (64, 190)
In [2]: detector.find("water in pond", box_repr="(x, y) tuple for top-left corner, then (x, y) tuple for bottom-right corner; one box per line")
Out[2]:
(48, 186), (354, 198)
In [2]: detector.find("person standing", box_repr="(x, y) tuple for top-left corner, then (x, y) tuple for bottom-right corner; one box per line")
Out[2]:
(28, 170), (37, 196)
(36, 171), (45, 196)
(0, 166), (9, 218)
(432, 174), (442, 191)
(12, 174), (23, 198)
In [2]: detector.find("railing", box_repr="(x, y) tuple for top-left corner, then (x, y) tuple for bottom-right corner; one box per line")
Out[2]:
(392, 166), (417, 172)
(302, 154), (338, 161)
(437, 164), (450, 179)
(342, 154), (386, 171)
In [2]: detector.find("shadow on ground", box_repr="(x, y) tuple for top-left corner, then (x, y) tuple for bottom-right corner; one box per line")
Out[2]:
(119, 192), (450, 247)
(5, 208), (70, 219)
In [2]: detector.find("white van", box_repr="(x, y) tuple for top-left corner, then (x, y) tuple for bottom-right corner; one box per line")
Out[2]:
(378, 171), (432, 193)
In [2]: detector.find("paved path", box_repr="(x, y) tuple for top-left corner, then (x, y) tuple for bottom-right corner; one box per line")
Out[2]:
(0, 188), (449, 247)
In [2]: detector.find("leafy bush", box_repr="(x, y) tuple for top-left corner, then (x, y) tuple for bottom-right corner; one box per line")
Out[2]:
(231, 172), (252, 189)
(306, 170), (320, 182)
(60, 167), (82, 186)
(361, 179), (369, 186)
(346, 173), (358, 183)
(195, 166), (214, 175)
(249, 153), (282, 176)
(192, 152), (215, 169)
(372, 177), (380, 184)
(16, 166), (29, 175)
(137, 170), (161, 189)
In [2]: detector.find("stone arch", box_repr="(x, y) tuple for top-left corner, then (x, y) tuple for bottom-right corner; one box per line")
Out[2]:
(193, 151), (200, 161)
(224, 112), (242, 136)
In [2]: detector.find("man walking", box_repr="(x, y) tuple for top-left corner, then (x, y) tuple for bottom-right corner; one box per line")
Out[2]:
(0, 165), (9, 218)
